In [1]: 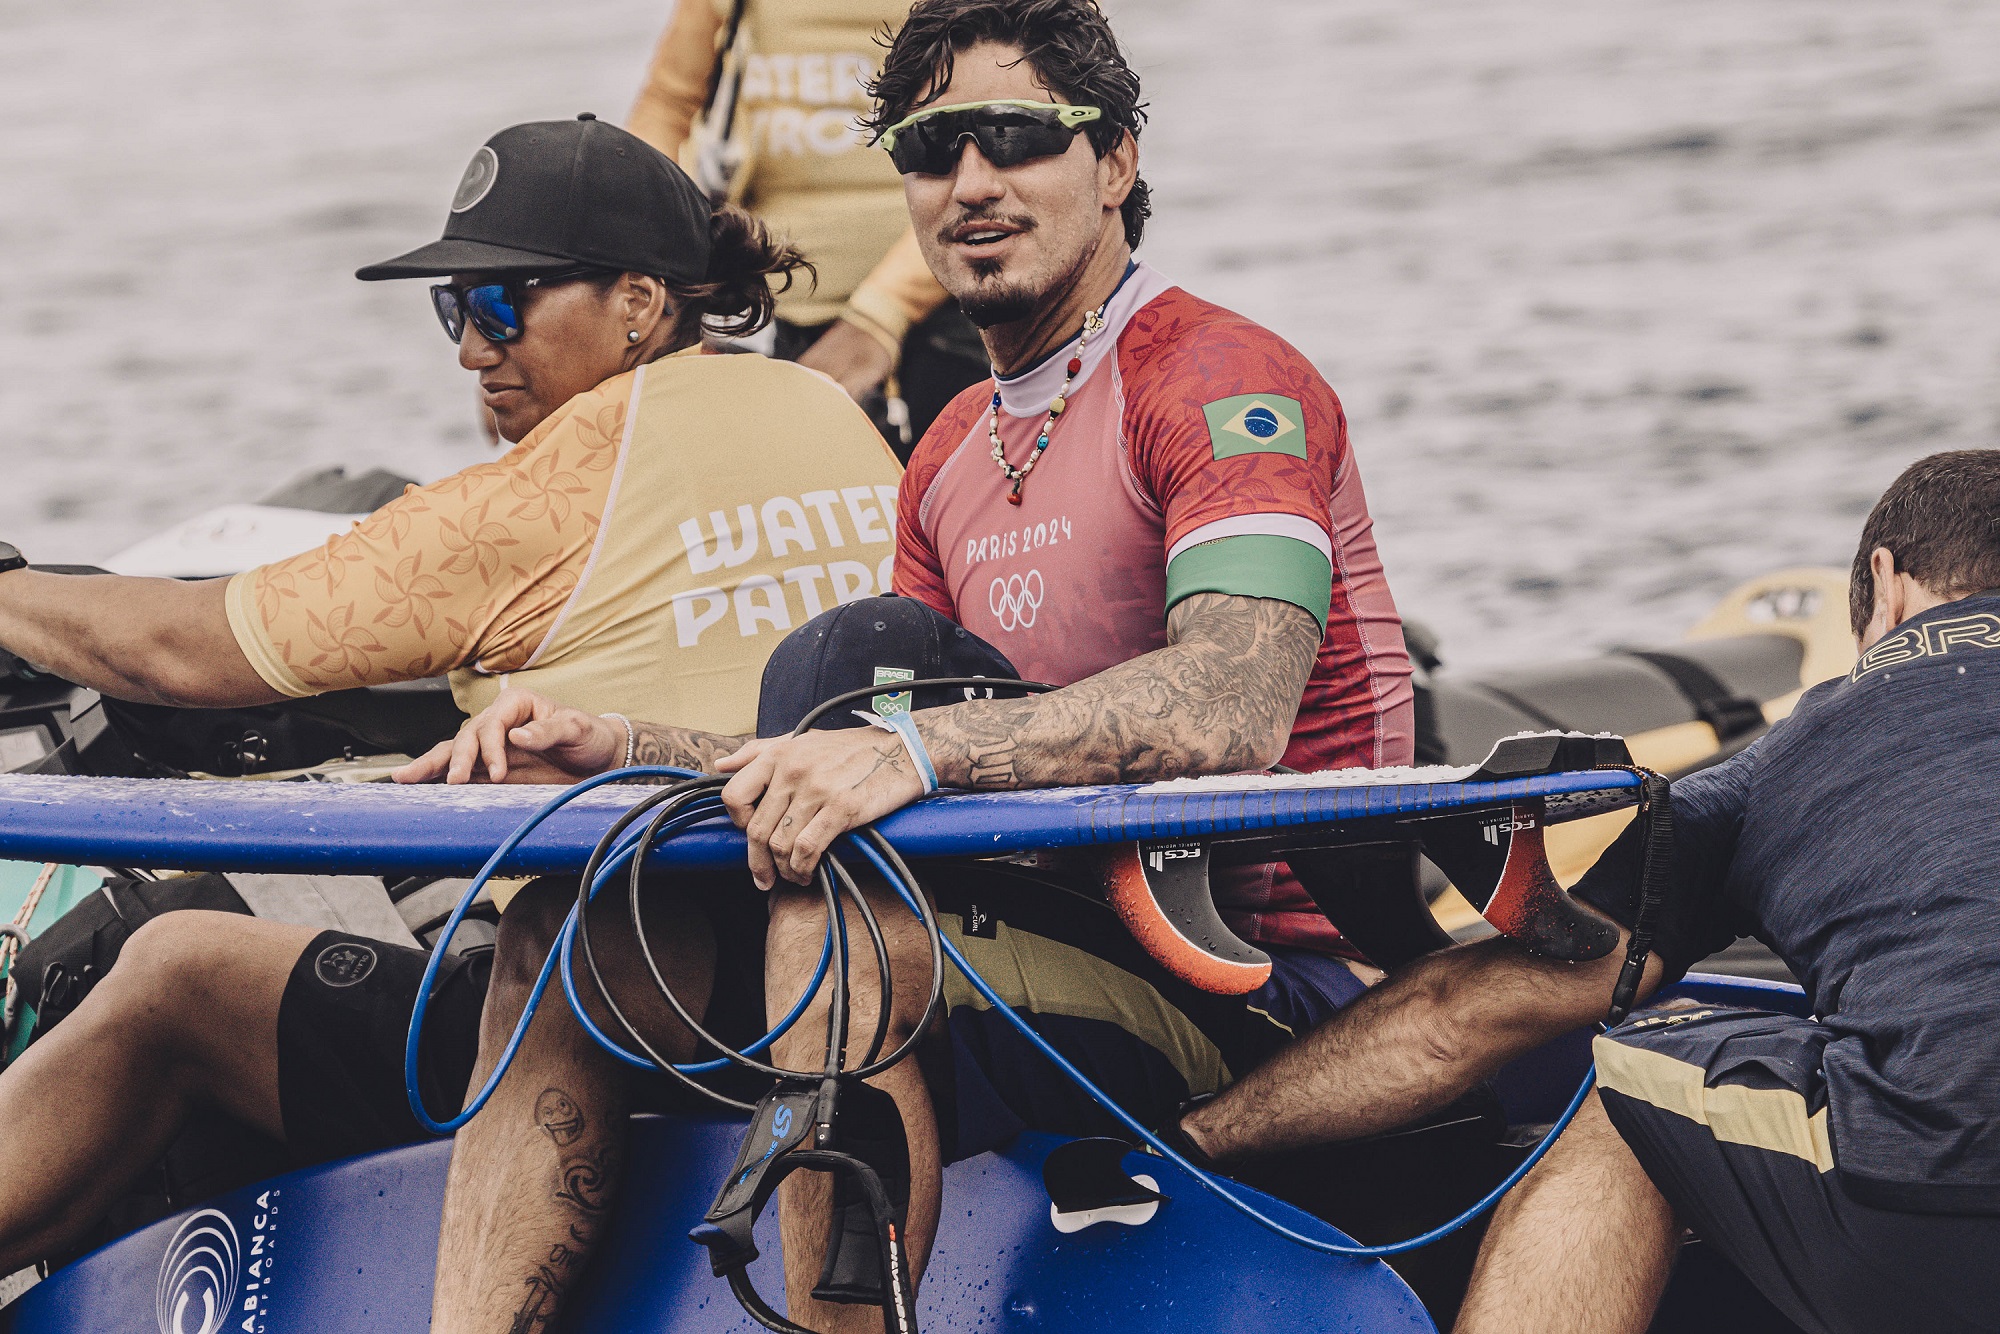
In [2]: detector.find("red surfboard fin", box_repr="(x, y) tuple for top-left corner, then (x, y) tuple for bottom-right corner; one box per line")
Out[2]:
(1100, 840), (1272, 995)
(1474, 800), (1620, 961)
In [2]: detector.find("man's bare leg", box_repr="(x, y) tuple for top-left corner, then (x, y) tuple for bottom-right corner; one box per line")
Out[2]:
(430, 879), (717, 1334)
(766, 880), (942, 1334)
(1454, 1091), (1678, 1334)
(1180, 940), (1658, 1163)
(0, 911), (313, 1272)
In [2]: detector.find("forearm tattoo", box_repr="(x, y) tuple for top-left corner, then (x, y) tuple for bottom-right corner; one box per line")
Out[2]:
(916, 593), (1321, 789)
(508, 1088), (621, 1334)
(630, 723), (747, 773)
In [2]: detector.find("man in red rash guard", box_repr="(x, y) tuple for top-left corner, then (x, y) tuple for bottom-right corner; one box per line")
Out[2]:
(899, 261), (1411, 954)
(713, 1), (1416, 1325)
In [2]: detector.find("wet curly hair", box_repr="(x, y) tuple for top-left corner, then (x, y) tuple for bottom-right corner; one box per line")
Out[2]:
(863, 0), (1152, 249)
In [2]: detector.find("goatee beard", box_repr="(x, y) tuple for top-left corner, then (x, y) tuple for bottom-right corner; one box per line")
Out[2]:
(955, 277), (1041, 329)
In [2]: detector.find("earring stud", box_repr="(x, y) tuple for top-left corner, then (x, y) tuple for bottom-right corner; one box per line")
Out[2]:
(627, 329), (641, 343)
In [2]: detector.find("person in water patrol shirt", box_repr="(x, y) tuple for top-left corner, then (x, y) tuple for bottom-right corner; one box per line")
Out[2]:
(0, 116), (896, 1331)
(628, 0), (991, 447)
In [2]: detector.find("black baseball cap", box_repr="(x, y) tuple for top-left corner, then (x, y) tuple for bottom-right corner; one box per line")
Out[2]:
(756, 597), (1039, 738)
(356, 114), (713, 282)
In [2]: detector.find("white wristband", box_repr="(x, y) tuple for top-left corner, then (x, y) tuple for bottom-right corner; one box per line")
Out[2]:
(601, 713), (637, 770)
(855, 710), (939, 795)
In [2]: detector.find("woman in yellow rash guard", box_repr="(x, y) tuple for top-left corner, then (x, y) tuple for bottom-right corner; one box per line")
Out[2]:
(628, 0), (990, 456)
(0, 115), (902, 1312)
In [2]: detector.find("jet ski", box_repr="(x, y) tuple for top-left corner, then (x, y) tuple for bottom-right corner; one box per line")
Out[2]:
(0, 474), (1847, 1330)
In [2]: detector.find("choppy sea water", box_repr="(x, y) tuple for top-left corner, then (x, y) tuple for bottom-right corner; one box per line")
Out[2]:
(3, 0), (1997, 667)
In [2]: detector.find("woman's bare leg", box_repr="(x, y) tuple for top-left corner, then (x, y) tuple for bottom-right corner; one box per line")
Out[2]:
(0, 911), (315, 1273)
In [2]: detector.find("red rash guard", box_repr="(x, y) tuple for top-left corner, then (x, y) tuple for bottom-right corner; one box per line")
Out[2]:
(895, 263), (1414, 954)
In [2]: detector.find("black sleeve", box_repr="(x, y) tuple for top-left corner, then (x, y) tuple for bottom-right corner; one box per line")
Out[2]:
(1570, 748), (1757, 981)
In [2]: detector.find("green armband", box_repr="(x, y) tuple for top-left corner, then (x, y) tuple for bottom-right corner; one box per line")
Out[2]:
(1164, 533), (1333, 627)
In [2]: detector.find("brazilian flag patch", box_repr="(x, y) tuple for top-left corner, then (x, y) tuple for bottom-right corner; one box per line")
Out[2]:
(1202, 394), (1307, 460)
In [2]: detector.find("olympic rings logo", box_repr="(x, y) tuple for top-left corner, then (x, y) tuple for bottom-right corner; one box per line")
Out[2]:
(988, 569), (1045, 631)
(156, 1209), (240, 1334)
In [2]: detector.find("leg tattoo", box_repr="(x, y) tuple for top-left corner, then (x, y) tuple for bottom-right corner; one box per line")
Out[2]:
(505, 1089), (620, 1332)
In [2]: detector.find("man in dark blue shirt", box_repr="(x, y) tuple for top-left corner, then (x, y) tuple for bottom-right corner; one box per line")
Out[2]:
(1172, 451), (2000, 1334)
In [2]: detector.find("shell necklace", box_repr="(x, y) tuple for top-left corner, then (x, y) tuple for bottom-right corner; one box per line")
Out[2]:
(989, 298), (1109, 506)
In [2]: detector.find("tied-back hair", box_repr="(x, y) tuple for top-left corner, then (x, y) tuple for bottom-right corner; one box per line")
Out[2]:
(863, 0), (1152, 250)
(658, 206), (814, 350)
(1850, 449), (2000, 635)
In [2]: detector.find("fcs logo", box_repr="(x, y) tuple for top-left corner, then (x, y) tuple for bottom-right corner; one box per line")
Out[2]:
(156, 1209), (239, 1334)
(989, 569), (1044, 631)
(1481, 815), (1538, 846)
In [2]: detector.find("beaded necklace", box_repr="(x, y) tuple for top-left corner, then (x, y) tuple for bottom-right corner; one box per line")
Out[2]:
(989, 299), (1110, 506)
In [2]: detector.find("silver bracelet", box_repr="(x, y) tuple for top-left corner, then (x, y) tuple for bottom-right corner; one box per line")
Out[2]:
(601, 712), (637, 770)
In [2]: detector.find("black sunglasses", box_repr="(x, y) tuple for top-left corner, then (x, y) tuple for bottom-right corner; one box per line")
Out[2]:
(429, 266), (603, 345)
(878, 99), (1103, 176)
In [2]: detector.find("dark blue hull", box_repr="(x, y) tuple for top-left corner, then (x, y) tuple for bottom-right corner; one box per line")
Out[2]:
(3, 1120), (1431, 1334)
(1, 974), (1803, 1334)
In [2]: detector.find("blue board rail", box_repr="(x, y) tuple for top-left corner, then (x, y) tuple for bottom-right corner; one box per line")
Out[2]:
(0, 770), (1640, 877)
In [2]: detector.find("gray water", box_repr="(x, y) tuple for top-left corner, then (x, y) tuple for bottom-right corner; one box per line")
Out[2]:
(4, 0), (1998, 666)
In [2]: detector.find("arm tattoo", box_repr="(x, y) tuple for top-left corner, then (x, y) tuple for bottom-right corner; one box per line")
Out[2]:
(916, 593), (1321, 789)
(630, 722), (748, 772)
(509, 1087), (623, 1332)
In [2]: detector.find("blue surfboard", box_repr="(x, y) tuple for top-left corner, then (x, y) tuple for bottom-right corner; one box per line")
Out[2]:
(0, 768), (1638, 878)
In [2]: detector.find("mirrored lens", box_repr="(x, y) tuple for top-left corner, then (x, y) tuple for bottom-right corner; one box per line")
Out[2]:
(461, 284), (522, 342)
(430, 285), (466, 343)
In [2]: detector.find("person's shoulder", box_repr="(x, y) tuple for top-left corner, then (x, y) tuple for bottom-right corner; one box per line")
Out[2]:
(1118, 286), (1340, 419)
(652, 349), (893, 438)
(506, 368), (641, 461)
(1120, 286), (1318, 376)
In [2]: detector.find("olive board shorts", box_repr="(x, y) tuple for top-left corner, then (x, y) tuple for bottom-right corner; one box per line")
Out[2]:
(1595, 1004), (2000, 1334)
(273, 862), (1363, 1171)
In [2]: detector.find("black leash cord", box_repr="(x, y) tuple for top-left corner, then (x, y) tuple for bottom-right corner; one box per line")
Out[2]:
(1602, 766), (1675, 1029)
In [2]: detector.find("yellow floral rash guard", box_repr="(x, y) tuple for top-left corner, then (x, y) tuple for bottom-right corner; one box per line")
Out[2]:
(226, 352), (902, 734)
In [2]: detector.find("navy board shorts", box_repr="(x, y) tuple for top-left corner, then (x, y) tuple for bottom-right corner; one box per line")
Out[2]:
(1594, 1005), (2000, 1334)
(918, 862), (1365, 1163)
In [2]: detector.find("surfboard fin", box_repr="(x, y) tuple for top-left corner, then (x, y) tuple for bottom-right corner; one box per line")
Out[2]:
(1100, 839), (1272, 995)
(1425, 800), (1621, 961)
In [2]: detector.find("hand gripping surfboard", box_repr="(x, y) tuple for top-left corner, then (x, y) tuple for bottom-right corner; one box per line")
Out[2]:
(0, 733), (1640, 992)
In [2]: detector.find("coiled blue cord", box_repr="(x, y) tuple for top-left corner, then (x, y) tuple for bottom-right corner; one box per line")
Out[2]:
(405, 769), (1598, 1255)
(404, 769), (829, 1133)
